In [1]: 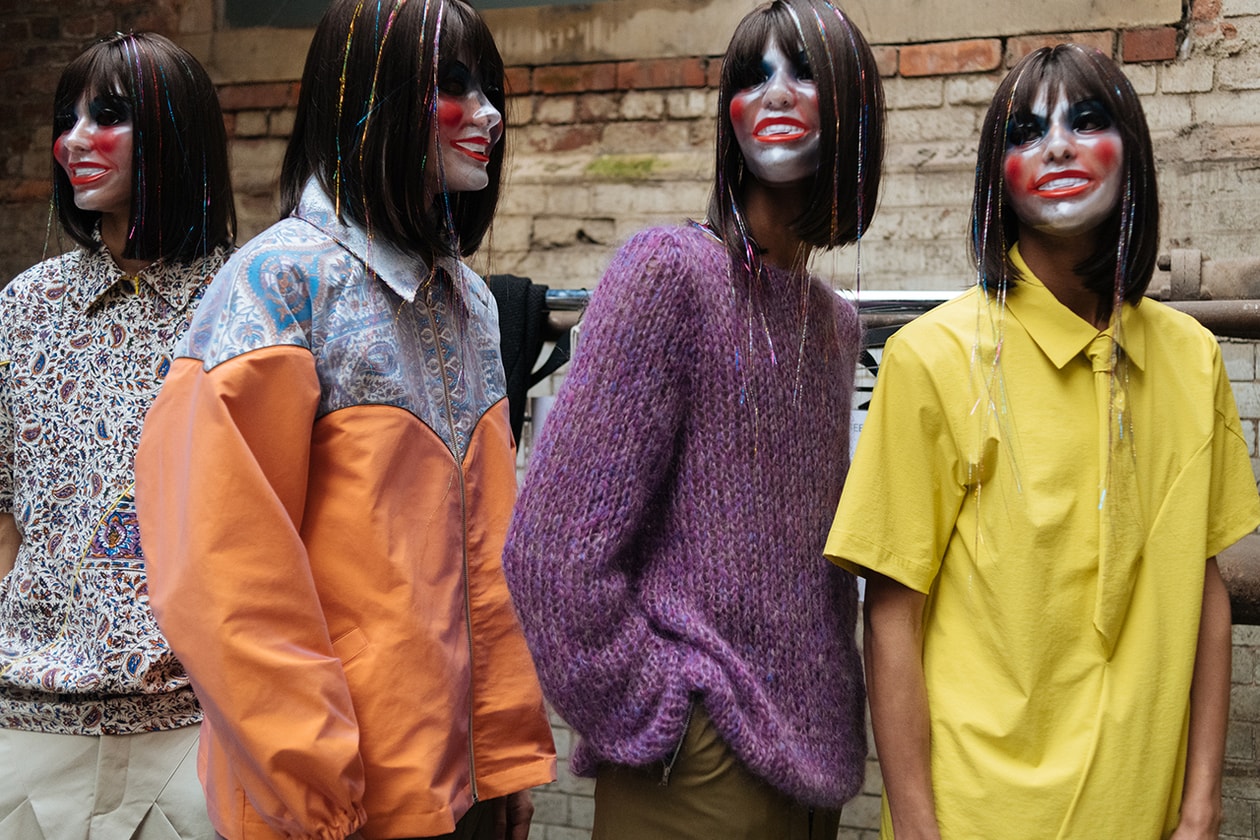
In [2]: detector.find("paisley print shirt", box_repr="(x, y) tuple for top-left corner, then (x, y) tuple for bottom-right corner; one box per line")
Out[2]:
(0, 244), (227, 734)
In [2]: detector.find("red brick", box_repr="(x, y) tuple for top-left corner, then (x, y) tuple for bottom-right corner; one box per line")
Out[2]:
(118, 8), (177, 36)
(706, 58), (722, 88)
(24, 43), (82, 68)
(1006, 31), (1115, 65)
(61, 15), (100, 40)
(504, 65), (531, 96)
(1192, 0), (1222, 22)
(616, 57), (708, 90)
(0, 178), (50, 203)
(217, 82), (300, 112)
(534, 62), (617, 94)
(871, 45), (898, 77)
(523, 124), (602, 153)
(1121, 27), (1178, 63)
(1222, 22), (1239, 39)
(899, 39), (1001, 77)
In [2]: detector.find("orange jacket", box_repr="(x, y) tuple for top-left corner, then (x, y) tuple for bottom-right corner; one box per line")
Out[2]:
(134, 188), (555, 840)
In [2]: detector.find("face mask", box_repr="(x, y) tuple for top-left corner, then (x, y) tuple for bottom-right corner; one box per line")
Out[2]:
(730, 38), (821, 186)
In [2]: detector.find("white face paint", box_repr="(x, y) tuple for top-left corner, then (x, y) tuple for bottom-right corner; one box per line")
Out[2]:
(430, 59), (503, 193)
(1003, 84), (1125, 239)
(54, 92), (134, 222)
(729, 38), (821, 185)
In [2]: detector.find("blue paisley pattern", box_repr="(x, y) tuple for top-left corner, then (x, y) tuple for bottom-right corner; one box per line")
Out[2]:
(184, 181), (506, 458)
(0, 245), (226, 734)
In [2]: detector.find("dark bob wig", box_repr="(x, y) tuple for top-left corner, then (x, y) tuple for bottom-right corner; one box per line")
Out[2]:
(52, 32), (236, 262)
(970, 44), (1159, 309)
(707, 0), (885, 268)
(280, 0), (506, 259)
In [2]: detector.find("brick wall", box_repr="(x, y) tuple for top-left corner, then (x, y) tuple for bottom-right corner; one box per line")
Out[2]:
(2, 0), (1260, 837)
(0, 0), (197, 283)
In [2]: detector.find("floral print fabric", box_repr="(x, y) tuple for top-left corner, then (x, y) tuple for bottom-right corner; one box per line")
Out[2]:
(0, 245), (226, 734)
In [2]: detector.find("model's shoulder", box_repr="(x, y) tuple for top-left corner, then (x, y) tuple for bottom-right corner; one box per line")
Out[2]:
(615, 223), (721, 262)
(891, 286), (982, 342)
(601, 224), (716, 294)
(1133, 297), (1212, 335)
(216, 218), (339, 283)
(6, 250), (82, 292)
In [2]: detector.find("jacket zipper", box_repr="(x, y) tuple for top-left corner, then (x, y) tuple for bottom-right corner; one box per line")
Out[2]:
(422, 288), (479, 804)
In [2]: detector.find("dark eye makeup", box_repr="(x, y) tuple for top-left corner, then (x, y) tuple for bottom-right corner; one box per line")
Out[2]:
(1006, 111), (1047, 147)
(54, 94), (132, 135)
(438, 61), (473, 97)
(1006, 97), (1115, 147)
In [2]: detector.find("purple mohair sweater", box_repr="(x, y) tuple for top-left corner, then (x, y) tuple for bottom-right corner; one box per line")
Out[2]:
(502, 224), (866, 807)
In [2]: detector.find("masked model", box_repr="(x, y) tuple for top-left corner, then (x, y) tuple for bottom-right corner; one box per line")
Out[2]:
(0, 32), (235, 839)
(134, 1), (556, 838)
(828, 44), (1260, 840)
(502, 1), (884, 837)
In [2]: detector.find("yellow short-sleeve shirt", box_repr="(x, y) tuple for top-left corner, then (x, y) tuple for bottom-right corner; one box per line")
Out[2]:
(827, 247), (1260, 839)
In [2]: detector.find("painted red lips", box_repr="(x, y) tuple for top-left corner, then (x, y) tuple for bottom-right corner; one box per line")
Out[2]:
(1032, 169), (1094, 198)
(753, 116), (809, 143)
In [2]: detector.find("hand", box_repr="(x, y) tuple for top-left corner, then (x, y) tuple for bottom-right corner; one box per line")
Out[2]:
(492, 790), (534, 840)
(1168, 792), (1222, 840)
(1168, 806), (1221, 840)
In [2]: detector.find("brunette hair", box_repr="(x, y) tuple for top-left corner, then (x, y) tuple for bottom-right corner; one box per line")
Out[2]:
(706, 0), (884, 268)
(52, 32), (236, 262)
(280, 0), (506, 258)
(970, 44), (1159, 307)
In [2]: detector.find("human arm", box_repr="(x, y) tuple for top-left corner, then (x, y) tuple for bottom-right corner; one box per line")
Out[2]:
(135, 263), (367, 839)
(1170, 557), (1231, 840)
(0, 513), (18, 578)
(864, 571), (942, 840)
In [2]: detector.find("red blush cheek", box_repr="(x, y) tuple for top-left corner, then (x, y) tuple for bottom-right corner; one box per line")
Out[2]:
(729, 96), (746, 126)
(92, 128), (124, 157)
(1003, 154), (1032, 198)
(437, 98), (464, 129)
(1088, 136), (1120, 172)
(53, 135), (69, 167)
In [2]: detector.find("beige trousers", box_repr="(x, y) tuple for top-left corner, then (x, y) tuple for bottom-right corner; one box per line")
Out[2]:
(592, 706), (841, 840)
(0, 724), (213, 840)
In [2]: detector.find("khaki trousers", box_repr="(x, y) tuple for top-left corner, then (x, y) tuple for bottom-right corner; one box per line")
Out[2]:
(0, 725), (212, 840)
(592, 706), (841, 840)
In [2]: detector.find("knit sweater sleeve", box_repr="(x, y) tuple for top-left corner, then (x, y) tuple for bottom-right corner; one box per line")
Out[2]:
(503, 227), (696, 766)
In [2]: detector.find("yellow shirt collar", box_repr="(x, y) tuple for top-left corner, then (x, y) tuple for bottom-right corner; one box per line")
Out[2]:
(1003, 243), (1146, 372)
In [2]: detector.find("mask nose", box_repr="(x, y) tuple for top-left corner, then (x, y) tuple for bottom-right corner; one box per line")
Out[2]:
(60, 116), (93, 153)
(762, 70), (796, 110)
(1044, 124), (1076, 161)
(472, 90), (502, 132)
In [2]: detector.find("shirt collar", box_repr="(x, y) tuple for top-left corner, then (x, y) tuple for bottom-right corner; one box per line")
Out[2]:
(73, 235), (222, 314)
(1003, 243), (1146, 372)
(294, 179), (454, 304)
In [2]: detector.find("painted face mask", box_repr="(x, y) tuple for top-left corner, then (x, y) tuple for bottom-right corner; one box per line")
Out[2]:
(730, 38), (821, 186)
(431, 59), (503, 193)
(53, 92), (134, 221)
(1003, 84), (1124, 239)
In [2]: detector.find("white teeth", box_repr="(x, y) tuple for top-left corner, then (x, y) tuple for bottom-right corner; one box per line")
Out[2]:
(757, 124), (799, 137)
(1039, 177), (1087, 191)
